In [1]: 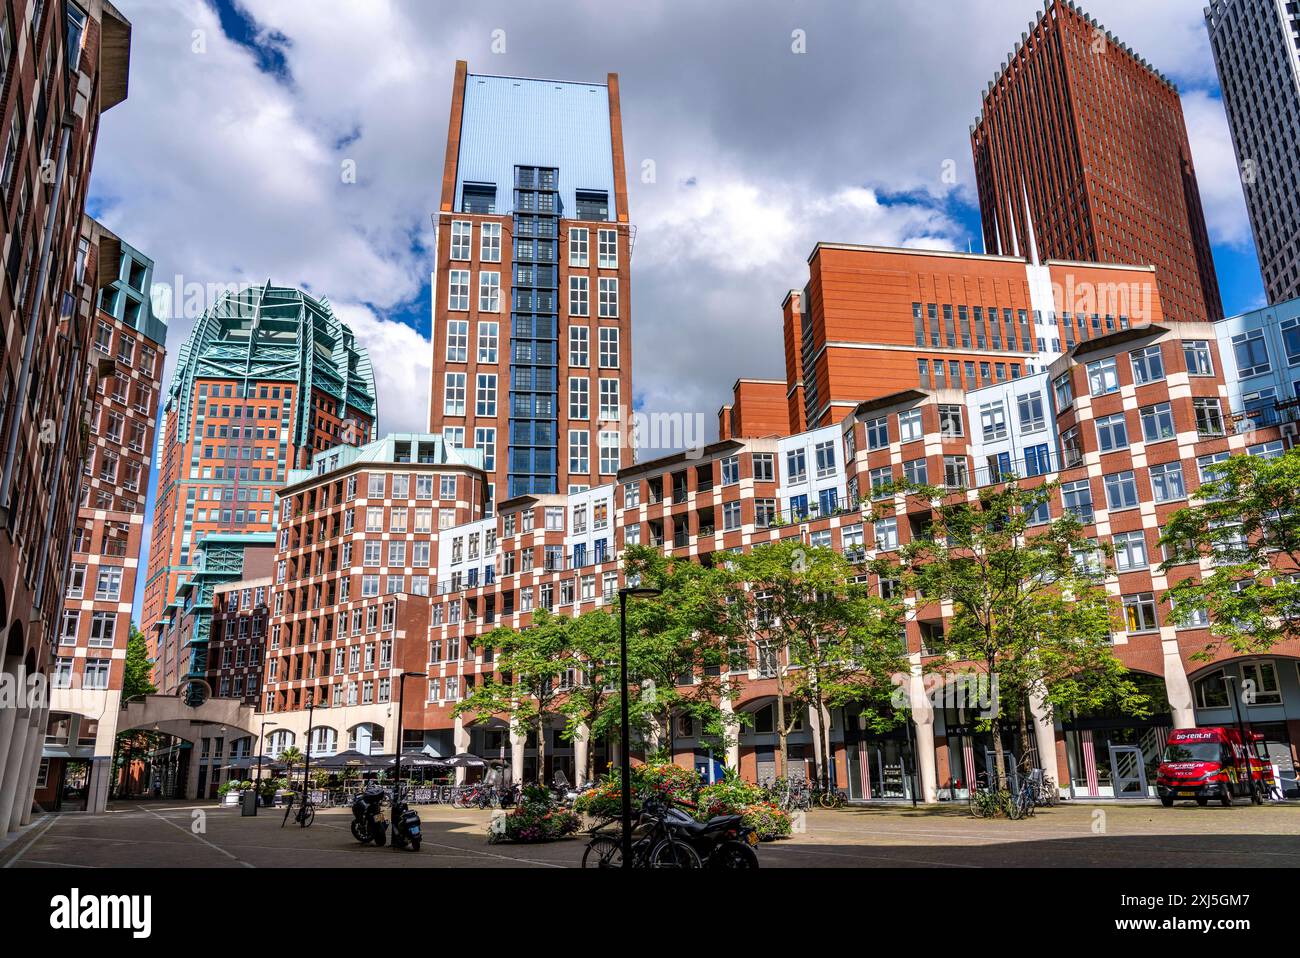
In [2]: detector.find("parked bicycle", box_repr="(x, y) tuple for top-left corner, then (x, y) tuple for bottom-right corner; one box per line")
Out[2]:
(280, 790), (315, 828)
(581, 799), (706, 868)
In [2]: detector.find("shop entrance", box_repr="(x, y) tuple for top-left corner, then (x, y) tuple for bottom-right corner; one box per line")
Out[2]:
(59, 759), (91, 811)
(1108, 745), (1148, 798)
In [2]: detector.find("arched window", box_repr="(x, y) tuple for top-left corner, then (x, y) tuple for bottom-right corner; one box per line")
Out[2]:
(1194, 670), (1229, 709)
(308, 726), (338, 757)
(266, 729), (295, 758)
(348, 723), (385, 755)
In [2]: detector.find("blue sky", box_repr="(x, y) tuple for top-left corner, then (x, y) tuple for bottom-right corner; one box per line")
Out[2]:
(104, 0), (1269, 620)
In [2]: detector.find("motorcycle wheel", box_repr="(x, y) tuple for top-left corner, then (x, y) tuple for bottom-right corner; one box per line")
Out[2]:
(373, 825), (388, 847)
(709, 840), (759, 869)
(410, 837), (421, 852)
(350, 820), (371, 844)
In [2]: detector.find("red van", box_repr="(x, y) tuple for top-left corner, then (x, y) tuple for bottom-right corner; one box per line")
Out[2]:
(1156, 727), (1276, 807)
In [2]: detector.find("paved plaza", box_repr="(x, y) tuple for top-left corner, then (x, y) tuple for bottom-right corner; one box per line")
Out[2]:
(2, 800), (1298, 869)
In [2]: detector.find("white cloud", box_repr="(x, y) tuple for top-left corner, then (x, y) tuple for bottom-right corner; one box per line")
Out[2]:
(329, 302), (432, 436)
(1181, 89), (1255, 250)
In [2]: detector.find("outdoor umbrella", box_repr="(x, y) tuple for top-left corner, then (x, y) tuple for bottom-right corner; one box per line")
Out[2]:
(310, 750), (389, 770)
(444, 753), (488, 768)
(383, 754), (451, 769)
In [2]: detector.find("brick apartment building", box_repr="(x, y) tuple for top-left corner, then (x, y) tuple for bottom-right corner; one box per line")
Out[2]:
(972, 0), (1222, 322)
(141, 284), (378, 697)
(35, 221), (166, 814)
(429, 62), (634, 505)
(0, 0), (135, 835)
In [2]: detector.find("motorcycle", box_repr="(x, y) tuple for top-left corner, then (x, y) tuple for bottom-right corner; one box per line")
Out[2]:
(652, 798), (761, 869)
(388, 786), (422, 852)
(350, 786), (389, 847)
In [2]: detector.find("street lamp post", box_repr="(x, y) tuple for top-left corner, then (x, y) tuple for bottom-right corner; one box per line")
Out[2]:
(299, 698), (314, 825)
(392, 671), (428, 807)
(253, 720), (277, 814)
(618, 585), (662, 868)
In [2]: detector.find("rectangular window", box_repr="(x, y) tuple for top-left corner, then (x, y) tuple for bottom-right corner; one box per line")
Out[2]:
(600, 432), (620, 475)
(480, 222), (502, 262)
(898, 409), (923, 443)
(569, 431), (589, 474)
(1122, 593), (1159, 634)
(1193, 398), (1225, 437)
(943, 455), (968, 488)
(1112, 530), (1148, 571)
(1017, 392), (1046, 432)
(1150, 461), (1185, 503)
(980, 402), (1007, 441)
(1104, 471), (1139, 511)
(1087, 356), (1119, 397)
(752, 453), (775, 482)
(1130, 345), (1165, 385)
(446, 319), (469, 362)
(443, 373), (466, 416)
(477, 321), (499, 363)
(1061, 479), (1094, 524)
(569, 226), (589, 267)
(475, 427), (496, 472)
(450, 220), (472, 260)
(569, 276), (589, 316)
(478, 271), (500, 312)
(1095, 412), (1129, 452)
(476, 373), (497, 417)
(1139, 403), (1176, 443)
(939, 404), (964, 438)
(1183, 340), (1214, 376)
(448, 270), (470, 310)
(568, 378), (589, 420)
(598, 228), (618, 269)
(598, 277), (618, 318)
(569, 326), (589, 367)
(599, 378), (620, 419)
(1231, 330), (1270, 377)
(598, 327), (619, 369)
(814, 441), (836, 478)
(866, 417), (889, 450)
(786, 449), (807, 484)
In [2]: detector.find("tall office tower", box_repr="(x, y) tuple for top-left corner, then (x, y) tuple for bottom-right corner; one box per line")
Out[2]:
(0, 1), (134, 835)
(431, 61), (634, 505)
(41, 221), (166, 814)
(1206, 0), (1300, 305)
(786, 243), (1163, 428)
(141, 285), (378, 679)
(972, 0), (1223, 323)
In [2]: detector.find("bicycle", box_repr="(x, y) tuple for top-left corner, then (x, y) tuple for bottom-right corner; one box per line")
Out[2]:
(581, 800), (702, 869)
(280, 790), (316, 828)
(815, 785), (848, 809)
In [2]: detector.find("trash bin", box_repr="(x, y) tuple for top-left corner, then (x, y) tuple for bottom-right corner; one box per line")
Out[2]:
(241, 790), (258, 817)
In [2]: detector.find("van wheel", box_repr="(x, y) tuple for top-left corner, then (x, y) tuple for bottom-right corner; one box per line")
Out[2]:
(1160, 796), (1174, 808)
(1220, 790), (1233, 807)
(1251, 784), (1264, 805)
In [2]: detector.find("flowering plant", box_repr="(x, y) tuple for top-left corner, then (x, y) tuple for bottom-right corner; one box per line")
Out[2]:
(488, 786), (580, 844)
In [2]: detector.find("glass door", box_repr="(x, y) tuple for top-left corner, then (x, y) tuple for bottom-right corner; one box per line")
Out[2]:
(1108, 745), (1148, 798)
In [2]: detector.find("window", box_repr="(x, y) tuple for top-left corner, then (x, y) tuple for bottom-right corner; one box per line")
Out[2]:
(1183, 340), (1214, 376)
(569, 431), (589, 474)
(1061, 479), (1094, 524)
(1240, 662), (1283, 706)
(786, 449), (807, 484)
(1095, 413), (1129, 452)
(1150, 461), (1185, 503)
(1193, 398), (1224, 437)
(443, 373), (466, 416)
(814, 441), (836, 478)
(869, 466), (893, 499)
(476, 321), (499, 364)
(569, 276), (589, 316)
(569, 326), (589, 367)
(598, 228), (618, 269)
(598, 327), (619, 368)
(1053, 372), (1073, 409)
(84, 660), (111, 690)
(721, 456), (740, 485)
(1087, 357), (1119, 397)
(476, 374), (497, 417)
(569, 226), (589, 266)
(599, 378), (620, 419)
(478, 271), (500, 312)
(1112, 531), (1147, 571)
(1103, 471), (1139, 511)
(95, 567), (123, 601)
(752, 453), (775, 482)
(898, 409), (923, 443)
(866, 417), (889, 450)
(624, 481), (640, 508)
(875, 517), (899, 551)
(1122, 593), (1159, 634)
(1017, 392), (1046, 432)
(598, 277), (618, 318)
(1231, 330), (1270, 377)
(1024, 443), (1051, 478)
(903, 458), (927, 485)
(446, 320), (469, 362)
(599, 431), (620, 474)
(723, 501), (742, 531)
(1130, 345), (1165, 385)
(450, 220), (472, 260)
(939, 404), (963, 437)
(475, 427), (496, 472)
(980, 402), (1007, 441)
(480, 222), (502, 262)
(943, 455), (968, 488)
(1282, 318), (1300, 367)
(568, 378), (589, 420)
(448, 270), (470, 310)
(89, 611), (116, 648)
(1139, 403), (1176, 443)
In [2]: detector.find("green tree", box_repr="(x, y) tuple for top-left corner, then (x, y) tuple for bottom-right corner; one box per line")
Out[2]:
(883, 480), (1149, 791)
(1159, 449), (1300, 659)
(453, 609), (573, 785)
(716, 541), (907, 787)
(555, 609), (621, 780)
(122, 624), (156, 702)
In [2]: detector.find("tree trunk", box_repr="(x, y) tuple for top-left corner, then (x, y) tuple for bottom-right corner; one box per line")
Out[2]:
(776, 683), (789, 782)
(1016, 698), (1031, 776)
(536, 714), (546, 786)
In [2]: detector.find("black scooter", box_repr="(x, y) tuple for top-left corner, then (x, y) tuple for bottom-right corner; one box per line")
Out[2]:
(387, 786), (422, 852)
(351, 786), (389, 846)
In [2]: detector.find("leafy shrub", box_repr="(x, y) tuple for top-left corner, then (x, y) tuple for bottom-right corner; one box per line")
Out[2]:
(489, 787), (580, 844)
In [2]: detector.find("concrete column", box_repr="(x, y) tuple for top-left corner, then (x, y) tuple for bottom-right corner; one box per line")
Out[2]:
(88, 756), (111, 814)
(807, 705), (825, 782)
(1162, 639), (1196, 728)
(0, 662), (25, 798)
(509, 725), (525, 785)
(183, 742), (202, 801)
(1028, 688), (1061, 792)
(17, 706), (49, 826)
(453, 716), (470, 785)
(8, 709), (44, 832)
(720, 697), (739, 772)
(908, 665), (938, 803)
(573, 723), (590, 785)
(0, 704), (33, 831)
